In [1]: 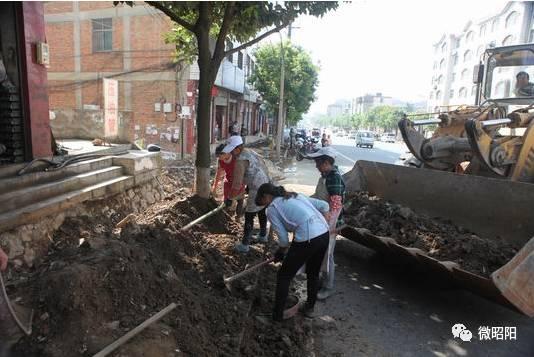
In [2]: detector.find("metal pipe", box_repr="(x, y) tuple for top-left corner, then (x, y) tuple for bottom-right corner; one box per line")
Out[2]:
(412, 118), (442, 126)
(481, 118), (512, 127)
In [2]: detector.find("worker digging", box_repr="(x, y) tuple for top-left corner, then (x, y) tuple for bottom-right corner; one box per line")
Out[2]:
(2, 4), (534, 355)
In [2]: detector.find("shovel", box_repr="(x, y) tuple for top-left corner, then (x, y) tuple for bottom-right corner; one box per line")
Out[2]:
(224, 258), (275, 291)
(0, 272), (33, 356)
(181, 202), (226, 231)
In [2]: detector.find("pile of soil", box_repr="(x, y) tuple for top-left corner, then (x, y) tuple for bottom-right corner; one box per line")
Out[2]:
(344, 192), (519, 277)
(8, 194), (311, 357)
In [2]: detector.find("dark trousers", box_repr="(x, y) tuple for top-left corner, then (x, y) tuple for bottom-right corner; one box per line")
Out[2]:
(273, 231), (329, 320)
(242, 208), (267, 244)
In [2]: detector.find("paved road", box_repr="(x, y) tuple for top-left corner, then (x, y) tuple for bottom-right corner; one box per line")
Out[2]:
(278, 137), (533, 356)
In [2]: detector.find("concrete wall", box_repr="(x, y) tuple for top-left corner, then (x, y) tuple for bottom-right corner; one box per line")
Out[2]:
(50, 108), (131, 142)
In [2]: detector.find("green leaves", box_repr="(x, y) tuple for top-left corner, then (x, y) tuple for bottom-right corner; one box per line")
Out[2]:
(249, 41), (319, 125)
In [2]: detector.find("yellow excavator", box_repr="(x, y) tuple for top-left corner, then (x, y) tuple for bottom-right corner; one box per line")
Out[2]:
(342, 44), (534, 317)
(399, 44), (534, 181)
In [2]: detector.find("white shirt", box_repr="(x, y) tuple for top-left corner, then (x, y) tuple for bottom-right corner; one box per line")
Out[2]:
(266, 194), (329, 247)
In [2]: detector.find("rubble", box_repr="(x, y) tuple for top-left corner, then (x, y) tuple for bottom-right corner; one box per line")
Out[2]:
(344, 192), (520, 277)
(7, 183), (312, 356)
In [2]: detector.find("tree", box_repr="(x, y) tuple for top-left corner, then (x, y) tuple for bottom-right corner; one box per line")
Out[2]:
(366, 105), (402, 132)
(145, 1), (338, 198)
(249, 42), (319, 129)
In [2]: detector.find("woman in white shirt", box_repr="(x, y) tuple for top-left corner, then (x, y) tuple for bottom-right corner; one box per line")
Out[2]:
(255, 183), (330, 321)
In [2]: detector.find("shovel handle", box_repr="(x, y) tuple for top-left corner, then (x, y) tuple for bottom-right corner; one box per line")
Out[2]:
(224, 258), (275, 284)
(181, 202), (225, 231)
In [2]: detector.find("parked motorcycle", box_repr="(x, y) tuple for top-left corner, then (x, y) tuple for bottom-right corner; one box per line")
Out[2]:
(296, 136), (320, 161)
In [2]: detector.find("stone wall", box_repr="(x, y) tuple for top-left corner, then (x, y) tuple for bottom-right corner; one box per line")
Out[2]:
(0, 178), (163, 268)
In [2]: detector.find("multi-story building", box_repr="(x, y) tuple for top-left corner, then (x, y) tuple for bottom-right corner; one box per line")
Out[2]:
(428, 1), (534, 112)
(44, 1), (265, 158)
(351, 93), (393, 115)
(326, 99), (352, 117)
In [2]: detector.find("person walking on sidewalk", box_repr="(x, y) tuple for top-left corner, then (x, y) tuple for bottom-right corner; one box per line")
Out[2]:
(255, 183), (330, 321)
(223, 136), (272, 253)
(306, 147), (345, 300)
(211, 144), (245, 215)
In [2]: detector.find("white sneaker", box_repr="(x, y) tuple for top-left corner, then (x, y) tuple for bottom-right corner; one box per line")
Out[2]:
(317, 287), (334, 300)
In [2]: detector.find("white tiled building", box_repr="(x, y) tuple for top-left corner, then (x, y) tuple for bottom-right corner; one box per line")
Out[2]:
(428, 1), (534, 112)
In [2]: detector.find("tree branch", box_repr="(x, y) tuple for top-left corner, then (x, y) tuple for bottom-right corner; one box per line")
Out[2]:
(213, 2), (235, 62)
(224, 22), (289, 57)
(146, 1), (195, 33)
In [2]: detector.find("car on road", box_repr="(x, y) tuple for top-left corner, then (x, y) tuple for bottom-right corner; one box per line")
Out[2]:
(311, 128), (321, 139)
(356, 130), (375, 148)
(381, 133), (396, 143)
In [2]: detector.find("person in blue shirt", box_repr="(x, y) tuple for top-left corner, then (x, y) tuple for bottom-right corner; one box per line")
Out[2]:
(255, 183), (330, 321)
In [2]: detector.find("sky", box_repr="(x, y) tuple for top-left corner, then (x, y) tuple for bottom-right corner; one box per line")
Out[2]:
(273, 0), (510, 116)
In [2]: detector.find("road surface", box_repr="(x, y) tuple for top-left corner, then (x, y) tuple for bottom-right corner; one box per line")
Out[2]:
(278, 137), (534, 357)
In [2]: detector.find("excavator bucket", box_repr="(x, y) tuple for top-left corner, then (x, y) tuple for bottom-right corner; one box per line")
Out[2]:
(341, 160), (534, 316)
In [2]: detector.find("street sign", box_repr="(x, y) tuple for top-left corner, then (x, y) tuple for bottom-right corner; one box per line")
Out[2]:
(103, 78), (118, 137)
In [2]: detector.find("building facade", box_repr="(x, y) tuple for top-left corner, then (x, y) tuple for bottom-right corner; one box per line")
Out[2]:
(428, 1), (534, 112)
(352, 93), (393, 115)
(327, 99), (352, 117)
(44, 1), (265, 158)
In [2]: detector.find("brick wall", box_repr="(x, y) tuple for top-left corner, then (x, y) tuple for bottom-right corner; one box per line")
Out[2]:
(46, 22), (75, 72)
(48, 80), (77, 109)
(43, 2), (72, 14)
(44, 2), (196, 154)
(80, 18), (124, 72)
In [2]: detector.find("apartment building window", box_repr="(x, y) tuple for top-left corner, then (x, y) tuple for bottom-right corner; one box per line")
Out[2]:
(461, 69), (469, 80)
(226, 41), (233, 63)
(466, 31), (474, 43)
(530, 29), (534, 43)
(459, 87), (467, 98)
(429, 92), (434, 100)
(491, 18), (499, 32)
(449, 89), (454, 99)
(92, 18), (112, 52)
(439, 58), (445, 70)
(245, 54), (251, 76)
(441, 42), (447, 53)
(452, 53), (458, 66)
(451, 72), (456, 82)
(476, 45), (485, 59)
(480, 24), (487, 37)
(505, 11), (519, 28)
(436, 90), (442, 100)
(437, 75), (443, 85)
(502, 35), (515, 46)
(237, 52), (243, 69)
(471, 85), (477, 96)
(463, 50), (472, 62)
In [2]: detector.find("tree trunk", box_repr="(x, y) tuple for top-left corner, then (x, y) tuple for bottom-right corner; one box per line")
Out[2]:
(194, 30), (215, 198)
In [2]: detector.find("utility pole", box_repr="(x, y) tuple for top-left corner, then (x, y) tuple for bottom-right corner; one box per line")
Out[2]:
(276, 23), (291, 160)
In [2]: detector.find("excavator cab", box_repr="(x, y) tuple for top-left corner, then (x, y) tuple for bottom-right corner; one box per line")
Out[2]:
(399, 43), (534, 179)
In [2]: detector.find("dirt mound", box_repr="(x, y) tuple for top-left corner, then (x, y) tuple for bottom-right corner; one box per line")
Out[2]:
(344, 192), (519, 277)
(9, 195), (311, 357)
